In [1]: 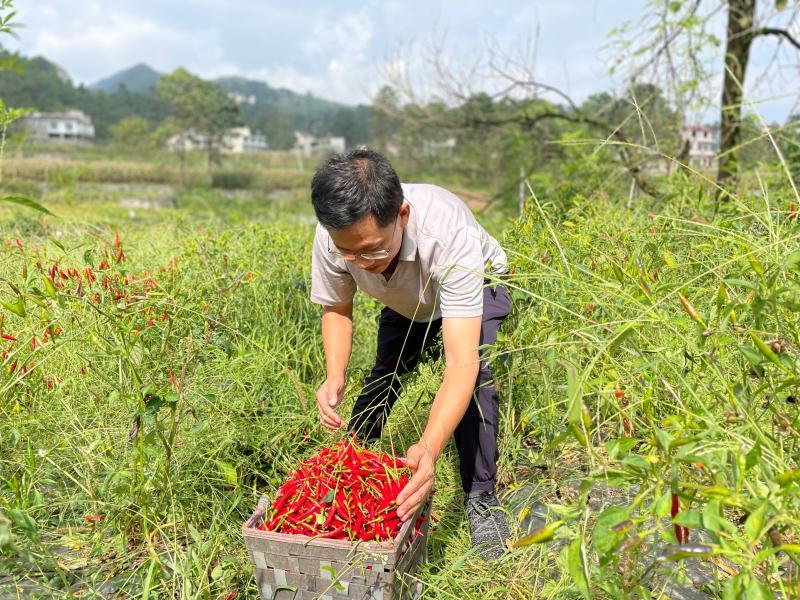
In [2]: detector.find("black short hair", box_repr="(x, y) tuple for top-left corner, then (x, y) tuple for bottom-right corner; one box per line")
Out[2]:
(310, 148), (403, 230)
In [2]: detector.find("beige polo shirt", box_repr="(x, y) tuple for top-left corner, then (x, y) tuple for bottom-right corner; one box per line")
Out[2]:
(310, 183), (507, 322)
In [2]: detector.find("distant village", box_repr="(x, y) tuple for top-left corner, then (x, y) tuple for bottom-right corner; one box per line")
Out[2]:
(15, 106), (770, 171)
(18, 107), (346, 159)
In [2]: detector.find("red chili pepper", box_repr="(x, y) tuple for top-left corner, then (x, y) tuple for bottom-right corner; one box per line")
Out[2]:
(264, 438), (418, 541)
(790, 203), (797, 222)
(323, 505), (338, 529)
(2, 333), (17, 342)
(671, 492), (689, 544)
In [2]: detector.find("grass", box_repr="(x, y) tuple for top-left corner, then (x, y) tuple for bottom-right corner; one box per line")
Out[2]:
(0, 160), (799, 598)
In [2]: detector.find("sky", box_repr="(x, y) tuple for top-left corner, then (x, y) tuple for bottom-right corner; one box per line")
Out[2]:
(6, 0), (799, 123)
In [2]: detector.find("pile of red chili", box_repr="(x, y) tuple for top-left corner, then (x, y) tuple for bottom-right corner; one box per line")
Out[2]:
(259, 438), (411, 542)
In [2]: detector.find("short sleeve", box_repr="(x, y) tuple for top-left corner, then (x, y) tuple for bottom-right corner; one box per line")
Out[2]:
(433, 225), (485, 318)
(310, 224), (357, 307)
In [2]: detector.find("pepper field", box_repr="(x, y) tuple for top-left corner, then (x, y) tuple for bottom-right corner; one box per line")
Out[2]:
(1, 164), (800, 598)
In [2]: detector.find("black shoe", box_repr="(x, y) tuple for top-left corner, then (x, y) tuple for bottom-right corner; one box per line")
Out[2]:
(464, 490), (510, 561)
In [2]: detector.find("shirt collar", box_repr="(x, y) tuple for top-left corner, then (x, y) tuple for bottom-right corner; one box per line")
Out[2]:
(398, 199), (417, 261)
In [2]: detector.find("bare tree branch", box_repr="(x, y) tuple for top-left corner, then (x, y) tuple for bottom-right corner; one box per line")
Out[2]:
(754, 27), (800, 51)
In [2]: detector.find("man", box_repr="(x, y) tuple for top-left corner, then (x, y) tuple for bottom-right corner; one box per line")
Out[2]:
(310, 148), (512, 560)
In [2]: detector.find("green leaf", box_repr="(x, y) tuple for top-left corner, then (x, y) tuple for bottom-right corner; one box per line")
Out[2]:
(723, 277), (757, 289)
(738, 344), (763, 368)
(321, 489), (335, 504)
(216, 461), (238, 488)
(320, 565), (337, 579)
(746, 253), (765, 277)
(567, 537), (590, 598)
(608, 323), (637, 352)
(655, 428), (672, 453)
(722, 574), (744, 600)
(620, 454), (649, 471)
(49, 236), (66, 252)
(746, 576), (774, 600)
(592, 506), (630, 556)
(604, 438), (638, 460)
(716, 283), (729, 313)
(654, 490), (672, 518)
(1, 195), (54, 216)
(776, 469), (800, 487)
(702, 500), (736, 534)
(564, 360), (581, 425)
(1, 295), (25, 317)
(211, 564), (223, 580)
(744, 501), (767, 542)
(513, 521), (563, 547)
(673, 508), (703, 529)
(43, 275), (57, 299)
(783, 249), (800, 270)
(745, 443), (762, 471)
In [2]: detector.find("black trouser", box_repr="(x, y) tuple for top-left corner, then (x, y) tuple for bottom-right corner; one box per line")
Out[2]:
(348, 283), (512, 494)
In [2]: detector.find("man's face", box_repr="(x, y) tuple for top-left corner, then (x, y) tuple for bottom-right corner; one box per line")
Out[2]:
(328, 203), (409, 274)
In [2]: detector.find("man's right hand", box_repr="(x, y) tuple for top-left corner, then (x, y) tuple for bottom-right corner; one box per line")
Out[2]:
(316, 376), (345, 429)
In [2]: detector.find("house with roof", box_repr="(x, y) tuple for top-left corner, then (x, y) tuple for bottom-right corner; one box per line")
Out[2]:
(294, 132), (346, 157)
(680, 125), (719, 169)
(21, 110), (95, 143)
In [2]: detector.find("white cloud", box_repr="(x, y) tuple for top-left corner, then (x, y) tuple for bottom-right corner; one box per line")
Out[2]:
(14, 2), (235, 84)
(3, 0), (795, 123)
(248, 11), (377, 104)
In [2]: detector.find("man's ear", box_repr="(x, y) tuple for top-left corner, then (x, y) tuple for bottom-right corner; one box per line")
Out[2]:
(399, 202), (410, 227)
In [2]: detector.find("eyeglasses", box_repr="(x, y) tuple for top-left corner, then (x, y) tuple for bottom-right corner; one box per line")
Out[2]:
(328, 219), (398, 262)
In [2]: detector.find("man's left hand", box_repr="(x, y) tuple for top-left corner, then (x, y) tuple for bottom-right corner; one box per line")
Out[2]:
(396, 441), (436, 521)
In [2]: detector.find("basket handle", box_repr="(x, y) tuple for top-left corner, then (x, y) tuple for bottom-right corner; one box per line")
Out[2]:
(255, 496), (271, 520)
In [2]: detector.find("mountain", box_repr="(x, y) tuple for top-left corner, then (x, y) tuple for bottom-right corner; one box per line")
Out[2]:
(214, 75), (343, 112)
(1, 51), (372, 147)
(90, 63), (162, 93)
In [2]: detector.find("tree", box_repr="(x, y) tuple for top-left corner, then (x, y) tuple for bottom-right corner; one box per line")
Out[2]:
(607, 0), (800, 195)
(330, 108), (359, 148)
(0, 0), (52, 216)
(779, 113), (800, 181)
(156, 68), (242, 168)
(382, 35), (667, 202)
(717, 0), (800, 192)
(369, 86), (401, 151)
(110, 116), (153, 154)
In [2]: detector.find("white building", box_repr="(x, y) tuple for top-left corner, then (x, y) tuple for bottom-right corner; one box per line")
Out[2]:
(166, 126), (268, 154)
(228, 92), (257, 106)
(681, 125), (719, 169)
(21, 110), (95, 143)
(225, 127), (268, 153)
(294, 132), (346, 157)
(422, 137), (457, 156)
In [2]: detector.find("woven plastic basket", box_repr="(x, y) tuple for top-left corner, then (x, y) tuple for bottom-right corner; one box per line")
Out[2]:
(243, 494), (432, 600)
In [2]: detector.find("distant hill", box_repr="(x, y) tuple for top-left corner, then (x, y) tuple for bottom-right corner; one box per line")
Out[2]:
(91, 63), (161, 93)
(1, 51), (371, 147)
(214, 75), (343, 112)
